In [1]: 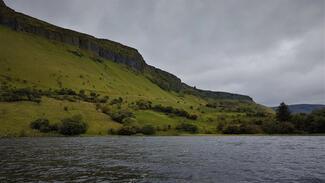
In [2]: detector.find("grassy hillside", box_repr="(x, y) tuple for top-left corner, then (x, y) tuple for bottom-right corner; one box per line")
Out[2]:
(0, 26), (274, 137)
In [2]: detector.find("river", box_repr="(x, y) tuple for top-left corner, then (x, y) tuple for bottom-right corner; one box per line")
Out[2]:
(0, 136), (324, 182)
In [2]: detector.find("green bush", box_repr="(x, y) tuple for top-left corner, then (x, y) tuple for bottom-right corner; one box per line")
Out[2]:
(220, 123), (262, 134)
(141, 125), (156, 135)
(58, 115), (88, 135)
(122, 117), (137, 124)
(290, 109), (325, 133)
(135, 100), (152, 110)
(187, 114), (198, 120)
(306, 109), (325, 133)
(55, 88), (77, 96)
(1, 88), (41, 103)
(110, 97), (123, 105)
(152, 104), (197, 120)
(117, 125), (140, 135)
(176, 123), (198, 133)
(220, 124), (242, 134)
(110, 110), (134, 123)
(278, 122), (296, 134)
(30, 118), (50, 132)
(30, 118), (58, 133)
(262, 121), (296, 134)
(97, 96), (109, 103)
(108, 128), (117, 135)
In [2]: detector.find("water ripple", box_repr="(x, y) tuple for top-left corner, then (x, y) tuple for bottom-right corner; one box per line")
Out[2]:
(0, 136), (324, 182)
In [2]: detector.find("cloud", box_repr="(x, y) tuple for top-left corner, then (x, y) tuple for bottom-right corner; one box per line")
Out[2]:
(4, 0), (325, 106)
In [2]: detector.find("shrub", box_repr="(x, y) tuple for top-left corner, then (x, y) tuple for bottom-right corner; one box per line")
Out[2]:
(136, 100), (152, 110)
(108, 128), (117, 135)
(49, 123), (59, 131)
(58, 115), (88, 135)
(110, 97), (123, 105)
(56, 88), (77, 95)
(262, 121), (296, 134)
(79, 90), (86, 97)
(90, 92), (98, 97)
(218, 122), (262, 134)
(187, 114), (198, 120)
(152, 104), (197, 120)
(290, 113), (308, 131)
(30, 118), (50, 131)
(122, 117), (137, 124)
(141, 125), (156, 135)
(305, 109), (325, 133)
(97, 96), (109, 103)
(278, 122), (296, 134)
(221, 124), (242, 134)
(117, 125), (140, 135)
(217, 122), (226, 132)
(110, 110), (134, 123)
(0, 88), (41, 103)
(176, 123), (198, 133)
(30, 118), (58, 133)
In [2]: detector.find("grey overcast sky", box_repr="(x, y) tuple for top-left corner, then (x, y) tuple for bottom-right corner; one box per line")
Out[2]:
(4, 0), (325, 106)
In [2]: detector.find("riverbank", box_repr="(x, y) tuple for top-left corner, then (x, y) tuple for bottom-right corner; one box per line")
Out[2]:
(1, 132), (324, 138)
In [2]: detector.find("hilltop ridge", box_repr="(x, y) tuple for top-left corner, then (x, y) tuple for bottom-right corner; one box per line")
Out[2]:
(0, 0), (277, 137)
(0, 0), (252, 101)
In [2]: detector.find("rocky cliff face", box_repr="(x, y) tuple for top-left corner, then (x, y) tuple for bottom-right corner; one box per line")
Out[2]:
(0, 0), (253, 101)
(0, 0), (145, 71)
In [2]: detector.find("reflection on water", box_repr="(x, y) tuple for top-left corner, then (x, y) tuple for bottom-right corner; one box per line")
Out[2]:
(0, 136), (324, 182)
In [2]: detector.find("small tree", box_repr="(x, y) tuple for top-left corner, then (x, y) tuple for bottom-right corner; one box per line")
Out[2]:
(276, 102), (291, 122)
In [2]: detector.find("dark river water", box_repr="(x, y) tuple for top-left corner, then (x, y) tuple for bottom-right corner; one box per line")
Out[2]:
(0, 136), (324, 183)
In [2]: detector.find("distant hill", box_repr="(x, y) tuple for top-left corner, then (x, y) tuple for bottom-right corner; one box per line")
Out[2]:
(272, 104), (325, 114)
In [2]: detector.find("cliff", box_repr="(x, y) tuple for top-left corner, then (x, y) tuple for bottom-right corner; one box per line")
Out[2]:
(0, 0), (252, 101)
(0, 0), (145, 71)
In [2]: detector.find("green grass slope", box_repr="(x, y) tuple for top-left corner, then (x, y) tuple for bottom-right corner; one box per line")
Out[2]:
(0, 26), (273, 137)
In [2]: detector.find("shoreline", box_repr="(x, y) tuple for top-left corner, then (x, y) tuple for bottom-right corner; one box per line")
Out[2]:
(1, 133), (325, 139)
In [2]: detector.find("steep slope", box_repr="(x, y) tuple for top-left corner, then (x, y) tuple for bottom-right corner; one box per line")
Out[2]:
(0, 0), (251, 100)
(0, 1), (273, 137)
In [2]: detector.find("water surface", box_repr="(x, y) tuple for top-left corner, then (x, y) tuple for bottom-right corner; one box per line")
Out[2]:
(0, 136), (324, 182)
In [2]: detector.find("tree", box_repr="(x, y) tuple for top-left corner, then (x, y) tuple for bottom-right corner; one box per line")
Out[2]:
(276, 102), (291, 122)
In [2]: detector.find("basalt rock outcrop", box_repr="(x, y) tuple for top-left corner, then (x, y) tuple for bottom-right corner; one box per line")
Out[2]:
(0, 0), (253, 101)
(0, 0), (145, 71)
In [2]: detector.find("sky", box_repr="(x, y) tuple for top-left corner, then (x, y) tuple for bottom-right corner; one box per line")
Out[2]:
(4, 0), (325, 106)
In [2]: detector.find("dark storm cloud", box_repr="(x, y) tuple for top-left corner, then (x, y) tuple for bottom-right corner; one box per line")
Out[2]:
(4, 0), (325, 106)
